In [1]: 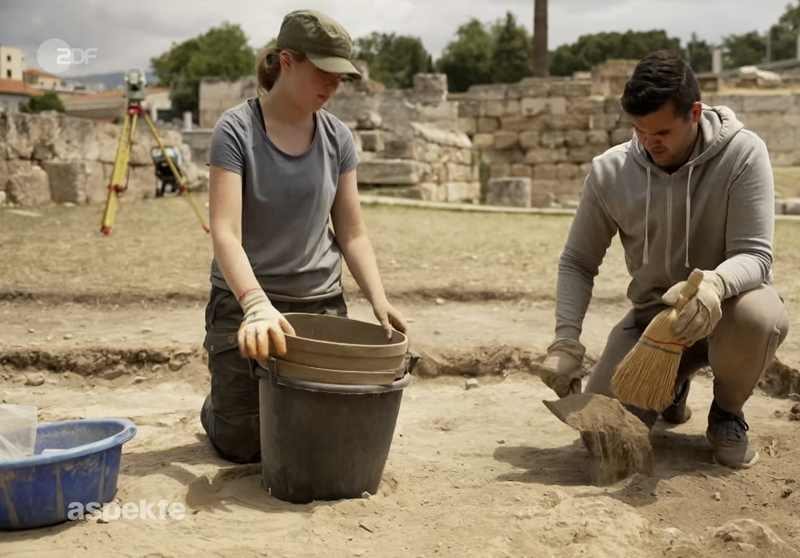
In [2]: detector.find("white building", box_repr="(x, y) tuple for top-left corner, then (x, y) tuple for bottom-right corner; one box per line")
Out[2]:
(0, 45), (26, 81)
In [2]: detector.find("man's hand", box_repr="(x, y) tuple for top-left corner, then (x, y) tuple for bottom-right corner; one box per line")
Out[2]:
(538, 338), (586, 398)
(662, 270), (725, 344)
(237, 290), (296, 359)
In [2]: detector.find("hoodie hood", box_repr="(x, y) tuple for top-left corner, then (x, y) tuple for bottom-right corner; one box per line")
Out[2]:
(628, 105), (745, 269)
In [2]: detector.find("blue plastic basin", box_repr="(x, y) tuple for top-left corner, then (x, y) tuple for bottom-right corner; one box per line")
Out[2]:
(0, 418), (137, 530)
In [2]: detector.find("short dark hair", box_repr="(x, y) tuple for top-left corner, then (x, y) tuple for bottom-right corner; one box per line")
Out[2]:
(620, 50), (701, 119)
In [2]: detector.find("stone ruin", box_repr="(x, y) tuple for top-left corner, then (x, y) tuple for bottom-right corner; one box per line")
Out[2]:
(0, 111), (206, 208)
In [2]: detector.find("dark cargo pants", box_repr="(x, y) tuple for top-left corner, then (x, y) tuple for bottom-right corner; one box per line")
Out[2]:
(200, 285), (348, 463)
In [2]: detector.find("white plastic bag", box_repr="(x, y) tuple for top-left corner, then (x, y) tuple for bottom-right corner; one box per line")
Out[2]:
(0, 404), (37, 460)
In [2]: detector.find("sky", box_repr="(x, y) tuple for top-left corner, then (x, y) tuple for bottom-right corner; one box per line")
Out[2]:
(0, 0), (794, 79)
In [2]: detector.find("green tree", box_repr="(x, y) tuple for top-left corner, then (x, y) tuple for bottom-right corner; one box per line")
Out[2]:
(150, 22), (256, 115)
(686, 33), (714, 73)
(721, 31), (766, 68)
(19, 91), (65, 113)
(768, 1), (800, 61)
(549, 30), (683, 76)
(435, 18), (494, 92)
(354, 32), (430, 89)
(490, 11), (533, 84)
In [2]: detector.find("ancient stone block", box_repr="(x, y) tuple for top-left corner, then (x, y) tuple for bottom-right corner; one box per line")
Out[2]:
(533, 163), (558, 180)
(41, 161), (90, 204)
(383, 139), (415, 160)
(458, 117), (477, 136)
(784, 198), (800, 215)
(541, 114), (591, 131)
(480, 149), (524, 165)
(524, 148), (568, 165)
(360, 131), (384, 153)
(591, 114), (621, 131)
(510, 164), (533, 178)
(743, 94), (795, 113)
(519, 131), (540, 150)
(611, 128), (634, 145)
(485, 177), (532, 207)
(477, 117), (500, 134)
(567, 147), (599, 164)
(557, 163), (583, 180)
(550, 81), (593, 98)
(520, 97), (567, 117)
(494, 131), (519, 150)
(6, 163), (51, 207)
(507, 78), (550, 99)
(485, 100), (520, 118)
(357, 111), (383, 130)
(357, 159), (424, 185)
(540, 131), (566, 149)
(458, 100), (484, 118)
(500, 116), (544, 132)
(415, 182), (447, 202)
(452, 148), (473, 166)
(467, 84), (507, 101)
(446, 181), (481, 202)
(490, 164), (511, 178)
(566, 131), (587, 148)
(570, 96), (606, 116)
(447, 163), (476, 182)
(586, 130), (611, 147)
(472, 133), (495, 150)
(413, 74), (448, 95)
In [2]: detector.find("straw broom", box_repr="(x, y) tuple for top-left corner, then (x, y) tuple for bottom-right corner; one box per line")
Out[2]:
(611, 269), (704, 411)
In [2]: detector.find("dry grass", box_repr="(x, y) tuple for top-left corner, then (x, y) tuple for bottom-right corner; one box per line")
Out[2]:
(773, 167), (800, 199)
(2, 190), (800, 306)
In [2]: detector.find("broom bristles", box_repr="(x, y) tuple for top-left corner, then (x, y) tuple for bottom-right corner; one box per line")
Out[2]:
(611, 308), (686, 411)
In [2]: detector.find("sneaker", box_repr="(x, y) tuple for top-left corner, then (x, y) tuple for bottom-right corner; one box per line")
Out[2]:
(661, 379), (693, 425)
(706, 400), (759, 468)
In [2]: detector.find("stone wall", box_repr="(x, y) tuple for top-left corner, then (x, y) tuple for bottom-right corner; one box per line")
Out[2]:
(461, 79), (800, 206)
(0, 111), (204, 208)
(197, 73), (480, 202)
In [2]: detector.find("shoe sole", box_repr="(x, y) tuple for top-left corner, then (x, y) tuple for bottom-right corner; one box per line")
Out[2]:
(712, 450), (760, 469)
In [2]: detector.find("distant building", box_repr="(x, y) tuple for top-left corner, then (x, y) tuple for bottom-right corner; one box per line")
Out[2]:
(0, 44), (26, 80)
(0, 78), (44, 110)
(24, 68), (62, 90)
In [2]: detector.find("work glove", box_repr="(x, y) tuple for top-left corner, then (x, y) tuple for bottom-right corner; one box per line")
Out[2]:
(237, 289), (296, 359)
(538, 338), (586, 398)
(662, 270), (725, 345)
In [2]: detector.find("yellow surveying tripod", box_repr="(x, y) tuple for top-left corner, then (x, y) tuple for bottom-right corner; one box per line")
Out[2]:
(100, 69), (209, 235)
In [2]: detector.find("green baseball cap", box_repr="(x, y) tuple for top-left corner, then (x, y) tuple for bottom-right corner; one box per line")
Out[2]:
(277, 9), (362, 80)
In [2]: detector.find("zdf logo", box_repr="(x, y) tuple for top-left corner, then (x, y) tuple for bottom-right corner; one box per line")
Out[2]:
(37, 38), (98, 74)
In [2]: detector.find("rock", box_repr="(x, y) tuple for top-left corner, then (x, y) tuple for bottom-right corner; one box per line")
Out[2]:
(6, 162), (51, 208)
(359, 131), (384, 153)
(40, 161), (92, 204)
(435, 297), (445, 305)
(63, 333), (74, 340)
(782, 487), (793, 498)
(713, 492), (721, 501)
(102, 368), (126, 381)
(357, 160), (424, 185)
(485, 177), (532, 208)
(357, 111), (382, 130)
(25, 374), (45, 387)
(465, 379), (480, 390)
(712, 519), (799, 555)
(784, 198), (800, 216)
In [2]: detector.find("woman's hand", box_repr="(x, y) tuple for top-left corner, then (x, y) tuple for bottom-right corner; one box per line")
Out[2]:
(372, 298), (408, 339)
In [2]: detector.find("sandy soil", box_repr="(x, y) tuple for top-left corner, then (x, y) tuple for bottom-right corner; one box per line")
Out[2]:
(2, 195), (800, 556)
(2, 297), (800, 558)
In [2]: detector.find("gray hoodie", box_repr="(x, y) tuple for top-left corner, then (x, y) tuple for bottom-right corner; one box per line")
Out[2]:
(555, 104), (776, 341)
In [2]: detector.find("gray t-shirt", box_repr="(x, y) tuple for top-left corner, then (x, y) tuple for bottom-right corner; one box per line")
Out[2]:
(207, 99), (360, 302)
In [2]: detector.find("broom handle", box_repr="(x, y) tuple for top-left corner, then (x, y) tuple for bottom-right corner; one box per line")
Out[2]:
(674, 269), (705, 311)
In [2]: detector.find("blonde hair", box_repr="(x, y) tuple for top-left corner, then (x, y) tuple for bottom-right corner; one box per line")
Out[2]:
(256, 47), (306, 94)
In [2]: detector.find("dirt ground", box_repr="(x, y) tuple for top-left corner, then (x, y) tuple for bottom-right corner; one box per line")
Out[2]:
(2, 192), (800, 557)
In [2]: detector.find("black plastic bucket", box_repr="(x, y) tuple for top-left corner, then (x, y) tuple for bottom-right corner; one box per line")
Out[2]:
(253, 358), (414, 504)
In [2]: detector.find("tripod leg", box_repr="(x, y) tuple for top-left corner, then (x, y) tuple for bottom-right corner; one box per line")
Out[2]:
(100, 112), (136, 235)
(142, 110), (210, 233)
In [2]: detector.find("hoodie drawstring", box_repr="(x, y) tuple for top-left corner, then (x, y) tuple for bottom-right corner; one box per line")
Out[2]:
(685, 166), (694, 268)
(643, 166), (651, 265)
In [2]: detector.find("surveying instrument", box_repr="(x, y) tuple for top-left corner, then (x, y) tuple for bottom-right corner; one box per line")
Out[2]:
(100, 69), (209, 235)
